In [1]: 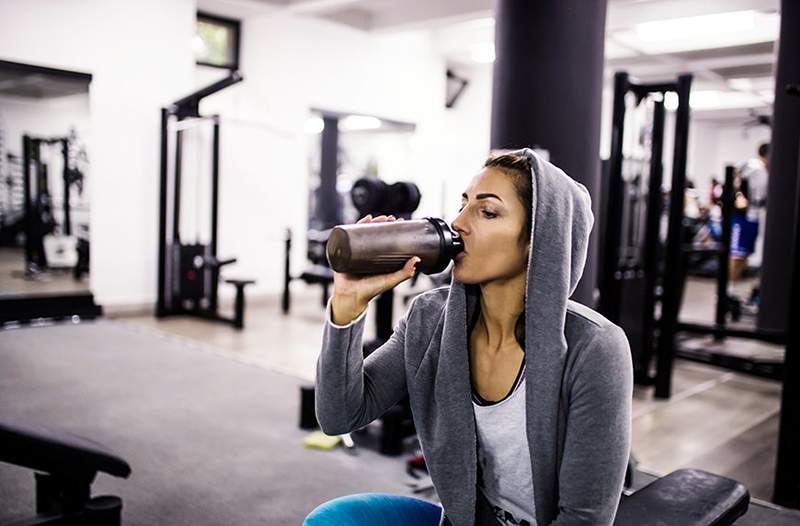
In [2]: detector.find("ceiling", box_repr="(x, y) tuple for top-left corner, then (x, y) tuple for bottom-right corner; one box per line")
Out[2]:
(198, 0), (781, 123)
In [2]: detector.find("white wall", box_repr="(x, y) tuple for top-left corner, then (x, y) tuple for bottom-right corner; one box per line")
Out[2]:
(190, 12), (460, 298)
(0, 94), (90, 153)
(439, 63), (494, 221)
(0, 0), (198, 306)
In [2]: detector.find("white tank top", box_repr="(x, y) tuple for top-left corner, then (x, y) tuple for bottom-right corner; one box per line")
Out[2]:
(473, 369), (538, 526)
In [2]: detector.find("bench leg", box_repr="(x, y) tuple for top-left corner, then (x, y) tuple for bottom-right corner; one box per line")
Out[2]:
(234, 285), (246, 329)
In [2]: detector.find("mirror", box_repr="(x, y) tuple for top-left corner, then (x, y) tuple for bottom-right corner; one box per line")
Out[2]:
(0, 60), (91, 299)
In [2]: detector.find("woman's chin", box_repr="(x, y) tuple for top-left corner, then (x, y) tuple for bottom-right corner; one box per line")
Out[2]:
(453, 266), (479, 285)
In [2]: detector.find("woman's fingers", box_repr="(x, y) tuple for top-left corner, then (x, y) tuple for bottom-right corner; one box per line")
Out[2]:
(381, 256), (420, 291)
(356, 214), (399, 225)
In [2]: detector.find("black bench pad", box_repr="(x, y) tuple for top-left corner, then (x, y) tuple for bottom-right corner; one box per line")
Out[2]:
(0, 420), (131, 480)
(614, 468), (749, 526)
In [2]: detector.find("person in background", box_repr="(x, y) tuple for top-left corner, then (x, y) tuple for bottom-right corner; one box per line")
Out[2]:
(732, 143), (769, 307)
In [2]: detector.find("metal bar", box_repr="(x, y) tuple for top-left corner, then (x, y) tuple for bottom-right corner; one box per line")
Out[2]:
(654, 74), (692, 399)
(676, 322), (786, 345)
(598, 71), (629, 322)
(61, 139), (71, 236)
(156, 109), (170, 316)
(22, 135), (33, 267)
(173, 129), (183, 243)
(715, 167), (735, 331)
(375, 289), (394, 342)
(170, 71), (243, 113)
(211, 116), (220, 257)
(631, 82), (678, 94)
(209, 116), (221, 314)
(168, 116), (217, 132)
(674, 346), (783, 381)
(282, 229), (292, 314)
(639, 98), (665, 380)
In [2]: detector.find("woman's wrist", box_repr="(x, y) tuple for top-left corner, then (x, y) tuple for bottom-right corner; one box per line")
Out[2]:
(331, 294), (367, 326)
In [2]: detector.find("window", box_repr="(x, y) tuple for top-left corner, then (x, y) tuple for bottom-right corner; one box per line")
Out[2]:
(195, 12), (241, 70)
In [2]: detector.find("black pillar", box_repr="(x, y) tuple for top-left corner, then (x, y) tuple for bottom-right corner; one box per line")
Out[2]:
(490, 0), (607, 306)
(758, 0), (800, 333)
(774, 134), (800, 507)
(316, 115), (341, 229)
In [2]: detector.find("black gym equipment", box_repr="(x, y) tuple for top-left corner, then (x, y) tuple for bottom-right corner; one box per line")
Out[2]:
(281, 177), (422, 316)
(296, 177), (422, 455)
(598, 72), (788, 399)
(614, 469), (749, 525)
(156, 72), (255, 330)
(667, 166), (785, 381)
(0, 419), (131, 525)
(282, 228), (335, 313)
(598, 71), (692, 393)
(21, 134), (85, 276)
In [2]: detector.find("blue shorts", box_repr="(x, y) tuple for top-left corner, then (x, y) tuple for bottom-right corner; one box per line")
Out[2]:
(730, 215), (759, 258)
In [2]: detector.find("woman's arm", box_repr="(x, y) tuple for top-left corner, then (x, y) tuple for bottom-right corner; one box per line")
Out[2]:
(550, 324), (633, 526)
(314, 298), (411, 436)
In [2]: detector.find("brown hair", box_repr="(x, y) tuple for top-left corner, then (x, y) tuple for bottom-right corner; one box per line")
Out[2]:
(484, 153), (533, 245)
(470, 152), (533, 350)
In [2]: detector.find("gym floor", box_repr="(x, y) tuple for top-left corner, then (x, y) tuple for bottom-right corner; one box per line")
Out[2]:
(120, 275), (784, 502)
(0, 247), (90, 297)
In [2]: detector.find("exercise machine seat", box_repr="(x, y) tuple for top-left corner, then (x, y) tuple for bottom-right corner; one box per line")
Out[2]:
(0, 420), (131, 525)
(614, 468), (749, 526)
(0, 420), (131, 481)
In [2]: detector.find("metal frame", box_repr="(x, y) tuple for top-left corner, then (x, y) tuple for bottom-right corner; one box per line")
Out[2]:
(22, 134), (71, 271)
(598, 72), (692, 389)
(156, 72), (252, 328)
(665, 165), (786, 388)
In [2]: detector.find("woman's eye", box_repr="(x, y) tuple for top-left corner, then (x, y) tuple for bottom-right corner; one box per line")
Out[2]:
(482, 210), (497, 218)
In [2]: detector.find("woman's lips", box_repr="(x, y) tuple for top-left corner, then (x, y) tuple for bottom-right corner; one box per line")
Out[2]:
(455, 251), (467, 262)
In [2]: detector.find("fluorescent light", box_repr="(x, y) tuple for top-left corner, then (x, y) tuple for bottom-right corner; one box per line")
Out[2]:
(689, 90), (768, 110)
(470, 43), (495, 64)
(339, 115), (382, 131)
(635, 10), (756, 43)
(305, 116), (324, 134)
(728, 76), (775, 92)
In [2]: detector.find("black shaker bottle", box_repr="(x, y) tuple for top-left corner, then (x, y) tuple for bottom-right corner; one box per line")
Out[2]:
(326, 217), (463, 275)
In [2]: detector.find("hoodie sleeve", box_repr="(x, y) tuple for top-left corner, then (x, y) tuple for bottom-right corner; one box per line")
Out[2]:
(314, 298), (410, 436)
(550, 324), (633, 526)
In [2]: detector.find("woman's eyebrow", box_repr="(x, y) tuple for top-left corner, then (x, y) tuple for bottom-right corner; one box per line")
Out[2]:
(462, 192), (504, 202)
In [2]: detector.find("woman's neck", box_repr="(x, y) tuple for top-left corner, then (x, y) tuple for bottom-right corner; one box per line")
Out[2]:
(476, 272), (526, 351)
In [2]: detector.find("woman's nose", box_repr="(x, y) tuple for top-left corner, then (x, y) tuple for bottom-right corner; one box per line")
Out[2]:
(451, 211), (466, 236)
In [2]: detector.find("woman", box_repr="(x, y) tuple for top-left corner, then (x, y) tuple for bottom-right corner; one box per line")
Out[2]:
(309, 148), (633, 526)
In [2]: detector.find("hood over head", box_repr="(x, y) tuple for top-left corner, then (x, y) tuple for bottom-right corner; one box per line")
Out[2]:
(432, 147), (595, 525)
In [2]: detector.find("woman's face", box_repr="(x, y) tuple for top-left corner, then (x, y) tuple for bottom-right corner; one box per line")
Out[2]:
(451, 167), (529, 285)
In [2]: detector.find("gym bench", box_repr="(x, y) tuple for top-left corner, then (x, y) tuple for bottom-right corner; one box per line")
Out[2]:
(0, 420), (131, 526)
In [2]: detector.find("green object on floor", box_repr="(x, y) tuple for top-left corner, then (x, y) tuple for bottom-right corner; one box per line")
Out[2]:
(304, 431), (342, 450)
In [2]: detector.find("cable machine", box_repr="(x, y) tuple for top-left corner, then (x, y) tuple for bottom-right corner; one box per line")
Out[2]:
(156, 72), (255, 329)
(598, 72), (692, 397)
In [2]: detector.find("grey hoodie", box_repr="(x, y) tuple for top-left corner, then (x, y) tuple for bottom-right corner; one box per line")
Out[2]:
(316, 148), (633, 525)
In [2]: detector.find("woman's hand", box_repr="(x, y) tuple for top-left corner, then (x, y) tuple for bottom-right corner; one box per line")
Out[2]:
(331, 214), (420, 326)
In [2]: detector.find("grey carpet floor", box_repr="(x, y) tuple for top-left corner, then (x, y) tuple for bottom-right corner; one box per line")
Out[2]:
(0, 320), (413, 525)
